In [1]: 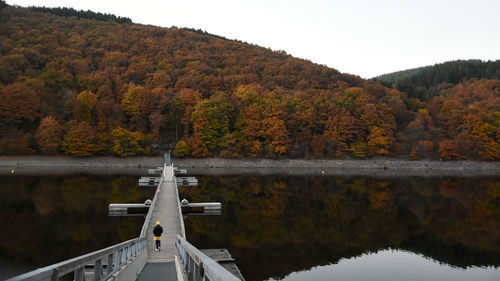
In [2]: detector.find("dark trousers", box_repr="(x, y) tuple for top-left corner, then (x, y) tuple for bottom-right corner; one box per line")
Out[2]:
(155, 239), (161, 249)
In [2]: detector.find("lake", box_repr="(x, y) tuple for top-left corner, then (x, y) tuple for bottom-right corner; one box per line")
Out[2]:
(1, 173), (499, 280)
(0, 174), (151, 280)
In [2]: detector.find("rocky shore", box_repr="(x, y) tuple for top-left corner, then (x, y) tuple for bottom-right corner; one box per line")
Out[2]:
(0, 156), (498, 177)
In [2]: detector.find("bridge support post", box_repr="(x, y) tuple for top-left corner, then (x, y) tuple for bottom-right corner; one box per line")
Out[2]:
(188, 258), (193, 280)
(122, 247), (127, 264)
(94, 258), (102, 281)
(133, 241), (138, 255)
(115, 249), (122, 268)
(74, 267), (84, 281)
(107, 253), (114, 275)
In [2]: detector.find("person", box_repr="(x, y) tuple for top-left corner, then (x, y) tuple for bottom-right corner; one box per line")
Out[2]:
(153, 221), (163, 251)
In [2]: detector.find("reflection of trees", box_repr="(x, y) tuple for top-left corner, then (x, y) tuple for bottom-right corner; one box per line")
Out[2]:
(32, 178), (59, 216)
(182, 176), (500, 281)
(0, 175), (153, 268)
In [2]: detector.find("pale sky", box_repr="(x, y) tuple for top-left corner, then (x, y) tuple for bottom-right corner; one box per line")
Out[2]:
(6, 0), (500, 78)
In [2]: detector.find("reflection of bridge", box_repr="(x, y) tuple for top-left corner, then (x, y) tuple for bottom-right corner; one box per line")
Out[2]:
(7, 153), (243, 281)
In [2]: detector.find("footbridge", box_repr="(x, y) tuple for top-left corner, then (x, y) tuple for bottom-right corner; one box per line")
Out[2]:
(7, 153), (243, 281)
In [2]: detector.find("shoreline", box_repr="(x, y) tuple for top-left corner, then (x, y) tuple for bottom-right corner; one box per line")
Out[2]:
(0, 156), (498, 177)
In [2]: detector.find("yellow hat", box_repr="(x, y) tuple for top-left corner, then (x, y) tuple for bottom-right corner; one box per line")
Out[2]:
(156, 221), (160, 225)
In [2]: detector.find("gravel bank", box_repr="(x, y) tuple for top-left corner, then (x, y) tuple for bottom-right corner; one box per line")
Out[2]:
(0, 156), (163, 176)
(0, 156), (498, 177)
(173, 158), (500, 177)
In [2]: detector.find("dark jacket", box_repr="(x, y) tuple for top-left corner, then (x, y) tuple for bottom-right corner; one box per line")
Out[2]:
(153, 225), (163, 236)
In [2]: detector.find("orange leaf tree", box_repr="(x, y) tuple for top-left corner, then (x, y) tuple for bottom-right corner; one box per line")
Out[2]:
(438, 140), (461, 160)
(35, 116), (62, 154)
(62, 121), (102, 156)
(0, 83), (40, 121)
(311, 135), (326, 158)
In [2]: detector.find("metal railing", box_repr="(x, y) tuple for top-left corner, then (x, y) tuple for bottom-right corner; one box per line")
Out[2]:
(8, 164), (166, 281)
(7, 237), (147, 281)
(175, 235), (240, 281)
(172, 163), (186, 239)
(8, 157), (240, 281)
(165, 152), (171, 166)
(140, 162), (164, 237)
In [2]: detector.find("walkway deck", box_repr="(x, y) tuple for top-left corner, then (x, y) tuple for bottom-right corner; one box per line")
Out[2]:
(136, 263), (176, 281)
(145, 166), (182, 263)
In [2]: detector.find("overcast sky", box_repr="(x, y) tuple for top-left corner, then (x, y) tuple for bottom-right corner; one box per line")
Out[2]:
(6, 0), (500, 78)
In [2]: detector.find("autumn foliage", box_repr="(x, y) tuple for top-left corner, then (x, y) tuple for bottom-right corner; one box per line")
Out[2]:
(110, 127), (145, 156)
(0, 5), (498, 160)
(35, 116), (62, 154)
(61, 121), (102, 156)
(438, 140), (461, 160)
(0, 83), (40, 121)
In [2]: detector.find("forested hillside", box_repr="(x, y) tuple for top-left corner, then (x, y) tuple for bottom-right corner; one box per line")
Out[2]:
(0, 4), (499, 160)
(375, 60), (500, 100)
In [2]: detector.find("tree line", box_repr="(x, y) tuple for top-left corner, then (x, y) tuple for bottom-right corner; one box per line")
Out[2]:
(0, 5), (498, 160)
(29, 5), (132, 24)
(374, 59), (500, 100)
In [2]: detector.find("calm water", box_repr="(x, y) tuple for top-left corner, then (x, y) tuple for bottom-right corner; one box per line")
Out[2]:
(181, 175), (500, 281)
(0, 174), (154, 280)
(1, 174), (499, 281)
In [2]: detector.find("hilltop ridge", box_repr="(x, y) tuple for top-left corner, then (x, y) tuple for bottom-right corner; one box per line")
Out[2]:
(0, 4), (499, 160)
(374, 59), (500, 100)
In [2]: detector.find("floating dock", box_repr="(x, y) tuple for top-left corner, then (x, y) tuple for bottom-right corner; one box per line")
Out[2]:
(139, 177), (161, 187)
(176, 177), (198, 186)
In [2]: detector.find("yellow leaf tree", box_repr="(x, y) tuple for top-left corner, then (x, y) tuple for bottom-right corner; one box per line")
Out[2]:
(111, 127), (145, 156)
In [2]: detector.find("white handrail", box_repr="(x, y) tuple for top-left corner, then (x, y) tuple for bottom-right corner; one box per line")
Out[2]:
(8, 152), (230, 281)
(172, 162), (186, 238)
(175, 235), (240, 281)
(6, 237), (146, 281)
(8, 161), (166, 281)
(140, 164), (164, 237)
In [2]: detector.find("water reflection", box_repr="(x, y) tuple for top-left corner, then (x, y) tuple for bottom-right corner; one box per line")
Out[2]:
(1, 173), (499, 281)
(268, 249), (500, 281)
(182, 176), (500, 281)
(0, 175), (154, 280)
